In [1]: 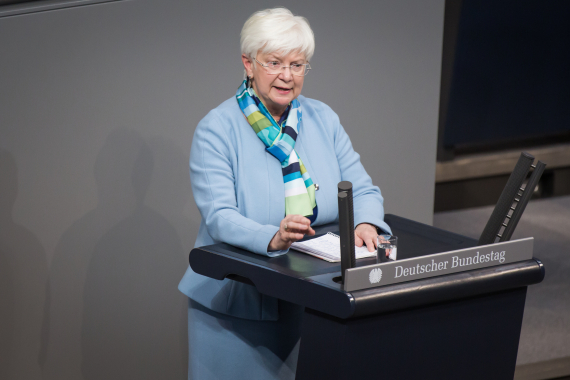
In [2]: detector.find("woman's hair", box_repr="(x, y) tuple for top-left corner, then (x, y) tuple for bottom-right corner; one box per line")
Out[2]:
(240, 8), (315, 62)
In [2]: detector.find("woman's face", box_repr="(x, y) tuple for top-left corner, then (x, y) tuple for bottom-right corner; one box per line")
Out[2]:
(242, 50), (306, 118)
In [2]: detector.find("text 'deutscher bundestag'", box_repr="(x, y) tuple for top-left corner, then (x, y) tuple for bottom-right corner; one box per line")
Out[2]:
(344, 238), (534, 292)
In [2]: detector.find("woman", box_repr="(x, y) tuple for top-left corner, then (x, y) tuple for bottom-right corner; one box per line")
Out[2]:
(179, 7), (391, 380)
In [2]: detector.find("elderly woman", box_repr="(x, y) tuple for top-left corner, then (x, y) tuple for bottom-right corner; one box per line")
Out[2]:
(178, 7), (391, 380)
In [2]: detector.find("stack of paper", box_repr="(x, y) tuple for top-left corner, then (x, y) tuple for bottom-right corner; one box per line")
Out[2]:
(291, 232), (377, 262)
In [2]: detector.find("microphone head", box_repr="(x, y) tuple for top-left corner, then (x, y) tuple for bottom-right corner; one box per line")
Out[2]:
(338, 181), (352, 193)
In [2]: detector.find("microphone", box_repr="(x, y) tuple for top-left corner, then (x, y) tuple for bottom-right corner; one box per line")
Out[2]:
(338, 181), (356, 283)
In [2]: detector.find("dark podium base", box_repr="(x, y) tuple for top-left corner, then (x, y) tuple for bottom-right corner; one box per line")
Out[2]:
(296, 287), (527, 380)
(189, 215), (543, 380)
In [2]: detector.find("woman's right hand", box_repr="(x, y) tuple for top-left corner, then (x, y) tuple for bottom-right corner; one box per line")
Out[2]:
(268, 214), (315, 251)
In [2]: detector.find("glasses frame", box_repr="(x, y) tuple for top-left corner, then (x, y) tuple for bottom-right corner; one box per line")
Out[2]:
(253, 58), (311, 76)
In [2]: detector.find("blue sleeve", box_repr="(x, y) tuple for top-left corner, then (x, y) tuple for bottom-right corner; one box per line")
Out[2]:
(189, 111), (287, 257)
(331, 110), (392, 235)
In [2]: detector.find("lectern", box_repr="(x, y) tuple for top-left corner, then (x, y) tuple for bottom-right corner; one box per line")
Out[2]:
(189, 214), (544, 380)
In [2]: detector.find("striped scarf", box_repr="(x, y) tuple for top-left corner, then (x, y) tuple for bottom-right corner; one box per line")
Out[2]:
(236, 80), (317, 220)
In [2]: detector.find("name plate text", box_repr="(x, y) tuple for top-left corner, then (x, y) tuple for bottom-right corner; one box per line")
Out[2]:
(344, 238), (534, 292)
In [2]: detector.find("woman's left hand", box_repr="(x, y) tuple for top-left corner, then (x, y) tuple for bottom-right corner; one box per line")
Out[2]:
(355, 223), (378, 252)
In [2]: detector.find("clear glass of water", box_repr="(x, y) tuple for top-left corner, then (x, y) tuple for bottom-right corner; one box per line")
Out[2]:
(377, 234), (398, 263)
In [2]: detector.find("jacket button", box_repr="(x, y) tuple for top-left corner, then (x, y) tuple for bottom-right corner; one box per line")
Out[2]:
(314, 183), (319, 191)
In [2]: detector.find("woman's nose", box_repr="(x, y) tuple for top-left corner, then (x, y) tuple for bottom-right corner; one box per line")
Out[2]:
(278, 66), (293, 81)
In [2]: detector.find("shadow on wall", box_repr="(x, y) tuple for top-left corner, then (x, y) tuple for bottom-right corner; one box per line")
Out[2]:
(145, 134), (199, 255)
(0, 149), (48, 380)
(144, 135), (198, 363)
(41, 128), (187, 380)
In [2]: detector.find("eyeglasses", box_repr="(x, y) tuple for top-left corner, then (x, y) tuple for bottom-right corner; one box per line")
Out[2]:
(254, 58), (311, 76)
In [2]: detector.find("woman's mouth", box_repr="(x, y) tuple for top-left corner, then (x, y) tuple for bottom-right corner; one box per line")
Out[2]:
(274, 86), (292, 95)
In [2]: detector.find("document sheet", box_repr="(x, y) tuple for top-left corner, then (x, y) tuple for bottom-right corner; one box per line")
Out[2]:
(291, 232), (376, 262)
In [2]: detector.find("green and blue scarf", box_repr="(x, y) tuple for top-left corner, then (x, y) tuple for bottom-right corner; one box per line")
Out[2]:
(236, 80), (317, 221)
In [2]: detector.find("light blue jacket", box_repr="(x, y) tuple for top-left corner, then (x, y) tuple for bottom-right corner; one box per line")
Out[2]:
(179, 95), (391, 320)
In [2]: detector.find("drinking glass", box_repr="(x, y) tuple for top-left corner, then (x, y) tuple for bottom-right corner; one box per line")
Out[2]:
(377, 234), (398, 263)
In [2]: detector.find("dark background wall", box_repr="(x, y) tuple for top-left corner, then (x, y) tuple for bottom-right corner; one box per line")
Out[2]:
(440, 0), (570, 156)
(0, 0), (444, 378)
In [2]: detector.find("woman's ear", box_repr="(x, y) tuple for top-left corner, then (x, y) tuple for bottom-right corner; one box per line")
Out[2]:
(241, 54), (254, 78)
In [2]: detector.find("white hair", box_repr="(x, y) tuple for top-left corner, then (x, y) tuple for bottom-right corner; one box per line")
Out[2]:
(240, 8), (315, 62)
